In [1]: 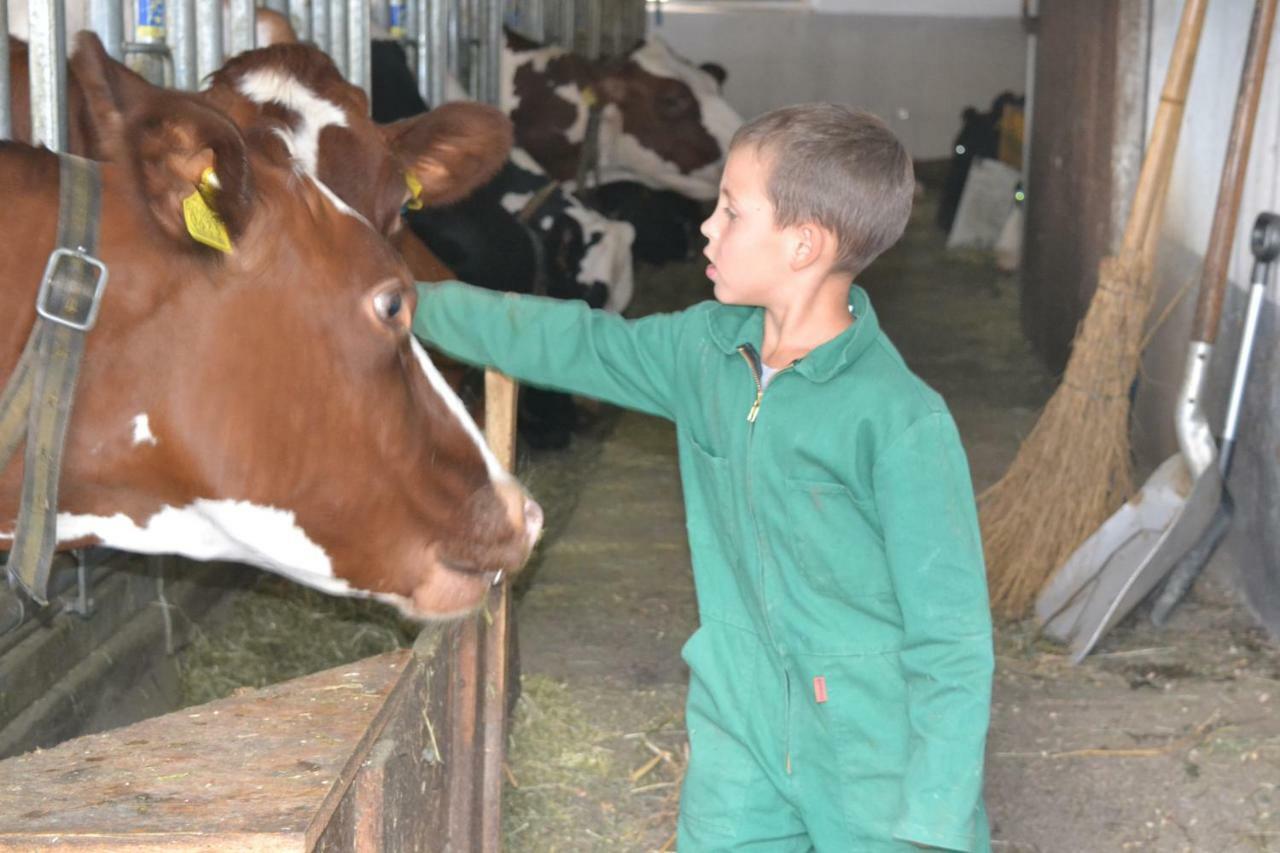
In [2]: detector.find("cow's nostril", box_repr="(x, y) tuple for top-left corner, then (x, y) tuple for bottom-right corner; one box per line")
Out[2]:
(524, 497), (544, 541)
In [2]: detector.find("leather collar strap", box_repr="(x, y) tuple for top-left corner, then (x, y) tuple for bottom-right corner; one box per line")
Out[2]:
(1, 153), (107, 604)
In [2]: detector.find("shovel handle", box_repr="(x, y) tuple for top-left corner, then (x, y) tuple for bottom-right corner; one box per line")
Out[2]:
(1192, 0), (1279, 344)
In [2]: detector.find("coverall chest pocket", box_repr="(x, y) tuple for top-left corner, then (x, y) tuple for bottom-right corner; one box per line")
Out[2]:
(784, 478), (894, 601)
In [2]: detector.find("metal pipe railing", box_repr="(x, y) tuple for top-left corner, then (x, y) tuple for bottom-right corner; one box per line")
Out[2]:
(478, 0), (501, 105)
(328, 0), (347, 75)
(26, 0), (68, 152)
(169, 0), (199, 89)
(311, 0), (329, 55)
(86, 0), (126, 61)
(584, 0), (601, 58)
(1, 0), (11, 140)
(291, 0), (312, 42)
(347, 0), (369, 98)
(555, 0), (573, 52)
(425, 0), (447, 106)
(227, 0), (256, 56)
(196, 0), (224, 83)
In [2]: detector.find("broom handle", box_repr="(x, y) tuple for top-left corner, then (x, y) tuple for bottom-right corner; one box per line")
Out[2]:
(1122, 0), (1211, 258)
(1192, 0), (1278, 344)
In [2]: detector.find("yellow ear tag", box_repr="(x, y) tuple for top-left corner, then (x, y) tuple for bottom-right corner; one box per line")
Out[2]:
(404, 171), (425, 211)
(182, 167), (234, 254)
(581, 86), (598, 108)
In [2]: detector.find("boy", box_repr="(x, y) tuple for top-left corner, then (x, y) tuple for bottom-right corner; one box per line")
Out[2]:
(413, 104), (993, 851)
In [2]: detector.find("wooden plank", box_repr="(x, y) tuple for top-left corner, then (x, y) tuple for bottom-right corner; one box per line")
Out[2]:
(0, 649), (415, 848)
(480, 370), (519, 852)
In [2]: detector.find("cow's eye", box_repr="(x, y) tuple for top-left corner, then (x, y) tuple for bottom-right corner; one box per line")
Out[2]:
(374, 289), (403, 321)
(366, 281), (414, 335)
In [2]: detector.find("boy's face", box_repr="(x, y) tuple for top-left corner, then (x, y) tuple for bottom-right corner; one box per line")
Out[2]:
(700, 145), (794, 307)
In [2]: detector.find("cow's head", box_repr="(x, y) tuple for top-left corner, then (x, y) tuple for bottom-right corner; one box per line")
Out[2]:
(503, 31), (742, 201)
(0, 34), (540, 619)
(203, 43), (514, 236)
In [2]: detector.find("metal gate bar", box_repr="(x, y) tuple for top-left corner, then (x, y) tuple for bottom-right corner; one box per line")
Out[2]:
(26, 0), (67, 152)
(1, 0), (10, 139)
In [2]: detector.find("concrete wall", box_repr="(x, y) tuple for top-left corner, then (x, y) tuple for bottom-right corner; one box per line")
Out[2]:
(646, 1), (1028, 160)
(1131, 0), (1280, 630)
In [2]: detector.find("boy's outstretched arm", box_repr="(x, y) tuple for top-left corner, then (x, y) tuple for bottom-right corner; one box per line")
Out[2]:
(413, 281), (690, 421)
(873, 412), (994, 852)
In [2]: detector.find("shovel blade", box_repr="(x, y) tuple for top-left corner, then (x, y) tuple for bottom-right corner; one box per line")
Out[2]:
(1067, 465), (1222, 661)
(1037, 455), (1190, 640)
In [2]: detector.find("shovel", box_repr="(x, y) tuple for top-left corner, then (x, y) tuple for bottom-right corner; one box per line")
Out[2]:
(1036, 0), (1278, 662)
(1150, 212), (1280, 624)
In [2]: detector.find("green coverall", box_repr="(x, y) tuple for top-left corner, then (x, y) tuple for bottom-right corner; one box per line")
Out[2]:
(414, 282), (994, 852)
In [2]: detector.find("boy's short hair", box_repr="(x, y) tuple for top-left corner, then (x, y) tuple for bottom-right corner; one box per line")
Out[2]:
(731, 104), (914, 275)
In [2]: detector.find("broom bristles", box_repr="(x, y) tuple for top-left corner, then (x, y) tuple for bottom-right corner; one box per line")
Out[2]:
(980, 254), (1158, 618)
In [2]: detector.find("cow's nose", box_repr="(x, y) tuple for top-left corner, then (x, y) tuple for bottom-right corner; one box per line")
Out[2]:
(493, 478), (543, 551)
(524, 496), (544, 546)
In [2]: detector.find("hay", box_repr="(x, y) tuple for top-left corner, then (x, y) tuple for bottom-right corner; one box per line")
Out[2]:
(176, 573), (416, 707)
(979, 255), (1156, 617)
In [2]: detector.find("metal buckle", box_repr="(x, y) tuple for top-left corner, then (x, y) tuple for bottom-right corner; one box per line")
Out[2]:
(35, 247), (110, 332)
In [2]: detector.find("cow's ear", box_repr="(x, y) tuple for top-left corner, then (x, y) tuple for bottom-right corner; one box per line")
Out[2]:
(382, 102), (513, 207)
(71, 31), (255, 251)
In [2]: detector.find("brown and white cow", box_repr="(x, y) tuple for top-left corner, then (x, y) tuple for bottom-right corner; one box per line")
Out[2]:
(501, 29), (742, 202)
(1, 34), (541, 619)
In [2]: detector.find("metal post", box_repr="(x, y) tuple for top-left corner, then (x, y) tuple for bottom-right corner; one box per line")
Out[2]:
(348, 0), (369, 99)
(584, 0), (600, 59)
(87, 0), (127, 61)
(0, 0), (10, 140)
(291, 0), (312, 42)
(312, 0), (329, 53)
(196, 0), (224, 83)
(472, 0), (497, 104)
(426, 0), (447, 105)
(328, 0), (347, 75)
(27, 0), (68, 151)
(170, 0), (198, 89)
(127, 0), (171, 86)
(484, 0), (501, 104)
(525, 0), (544, 42)
(555, 0), (573, 51)
(227, 0), (255, 56)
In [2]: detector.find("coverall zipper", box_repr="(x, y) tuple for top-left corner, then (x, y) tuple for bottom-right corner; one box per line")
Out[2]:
(737, 343), (796, 774)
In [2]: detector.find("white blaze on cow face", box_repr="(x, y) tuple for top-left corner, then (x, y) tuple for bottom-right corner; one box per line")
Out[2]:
(131, 413), (158, 447)
(234, 69), (349, 177)
(408, 337), (508, 483)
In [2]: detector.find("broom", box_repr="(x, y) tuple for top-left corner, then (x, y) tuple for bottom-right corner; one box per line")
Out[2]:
(978, 0), (1210, 618)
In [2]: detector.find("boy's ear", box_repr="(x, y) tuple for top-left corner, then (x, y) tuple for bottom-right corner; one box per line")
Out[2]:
(790, 224), (826, 272)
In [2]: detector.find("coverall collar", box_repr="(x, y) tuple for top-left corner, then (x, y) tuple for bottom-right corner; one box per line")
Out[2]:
(705, 284), (880, 383)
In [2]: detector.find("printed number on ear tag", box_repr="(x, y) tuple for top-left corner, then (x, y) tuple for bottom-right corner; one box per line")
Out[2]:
(183, 168), (233, 254)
